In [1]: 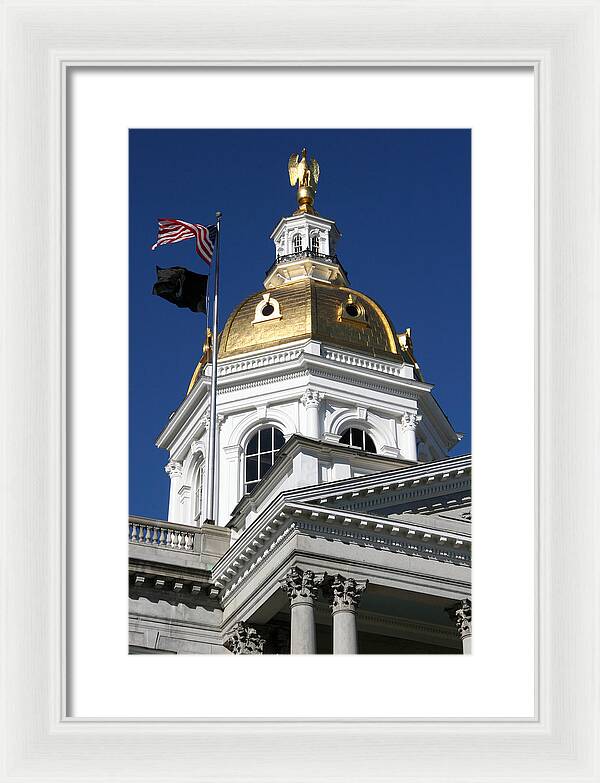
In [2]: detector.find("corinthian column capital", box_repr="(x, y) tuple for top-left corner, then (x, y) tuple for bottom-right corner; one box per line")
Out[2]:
(445, 598), (472, 640)
(201, 412), (225, 431)
(399, 412), (422, 432)
(328, 575), (368, 613)
(279, 566), (327, 605)
(224, 622), (265, 655)
(300, 388), (323, 409)
(165, 459), (183, 478)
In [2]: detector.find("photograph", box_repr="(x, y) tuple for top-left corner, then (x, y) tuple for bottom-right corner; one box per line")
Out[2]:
(128, 129), (471, 655)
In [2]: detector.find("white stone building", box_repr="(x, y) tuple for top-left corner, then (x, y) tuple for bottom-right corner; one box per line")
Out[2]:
(129, 157), (471, 655)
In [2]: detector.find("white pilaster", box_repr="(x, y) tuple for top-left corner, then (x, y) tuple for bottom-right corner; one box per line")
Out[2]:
(399, 412), (422, 462)
(300, 388), (323, 439)
(222, 444), (243, 518)
(178, 485), (191, 524)
(201, 412), (224, 525)
(165, 460), (183, 523)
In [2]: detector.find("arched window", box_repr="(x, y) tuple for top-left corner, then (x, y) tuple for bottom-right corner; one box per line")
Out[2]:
(292, 234), (303, 254)
(245, 426), (285, 493)
(310, 234), (319, 254)
(339, 427), (377, 454)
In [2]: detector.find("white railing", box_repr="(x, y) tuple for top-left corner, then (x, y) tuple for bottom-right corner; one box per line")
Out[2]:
(323, 348), (408, 377)
(129, 518), (196, 551)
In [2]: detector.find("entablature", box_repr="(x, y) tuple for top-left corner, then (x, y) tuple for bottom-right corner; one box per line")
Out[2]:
(213, 498), (471, 604)
(155, 338), (436, 454)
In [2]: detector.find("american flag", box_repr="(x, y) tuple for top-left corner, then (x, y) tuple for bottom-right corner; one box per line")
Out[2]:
(151, 219), (217, 265)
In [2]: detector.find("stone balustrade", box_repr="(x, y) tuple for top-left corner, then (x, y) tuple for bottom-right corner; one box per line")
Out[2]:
(129, 518), (196, 551)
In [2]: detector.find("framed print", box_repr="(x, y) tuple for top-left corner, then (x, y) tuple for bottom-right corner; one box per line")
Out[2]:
(2, 1), (599, 781)
(70, 68), (532, 720)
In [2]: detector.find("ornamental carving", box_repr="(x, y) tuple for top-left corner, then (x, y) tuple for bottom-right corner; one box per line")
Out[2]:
(300, 388), (323, 409)
(399, 412), (422, 432)
(445, 598), (472, 639)
(279, 566), (327, 604)
(164, 460), (183, 478)
(190, 439), (204, 456)
(201, 413), (225, 431)
(224, 622), (265, 655)
(328, 575), (368, 612)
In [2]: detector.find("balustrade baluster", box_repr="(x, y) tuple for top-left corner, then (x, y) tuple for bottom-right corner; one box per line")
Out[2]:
(128, 522), (200, 550)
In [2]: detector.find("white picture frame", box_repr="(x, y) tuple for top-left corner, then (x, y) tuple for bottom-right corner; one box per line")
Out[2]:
(1, 1), (599, 780)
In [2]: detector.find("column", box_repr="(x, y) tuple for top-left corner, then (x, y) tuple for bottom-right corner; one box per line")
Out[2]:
(399, 412), (422, 462)
(300, 388), (323, 440)
(224, 622), (265, 655)
(446, 598), (472, 654)
(329, 575), (368, 654)
(165, 460), (183, 523)
(279, 567), (326, 654)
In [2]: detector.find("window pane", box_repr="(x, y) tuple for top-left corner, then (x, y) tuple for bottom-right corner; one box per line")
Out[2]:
(260, 427), (273, 452)
(351, 428), (362, 447)
(260, 452), (273, 478)
(273, 428), (285, 450)
(247, 433), (259, 455)
(246, 455), (258, 482)
(364, 433), (376, 453)
(339, 429), (351, 445)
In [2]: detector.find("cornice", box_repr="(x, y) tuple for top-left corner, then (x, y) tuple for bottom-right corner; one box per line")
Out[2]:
(417, 390), (463, 448)
(213, 501), (471, 600)
(155, 377), (209, 451)
(269, 213), (339, 239)
(128, 560), (217, 599)
(269, 454), (472, 508)
(344, 477), (471, 515)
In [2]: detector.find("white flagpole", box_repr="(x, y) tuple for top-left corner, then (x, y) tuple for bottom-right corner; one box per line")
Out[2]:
(205, 211), (221, 524)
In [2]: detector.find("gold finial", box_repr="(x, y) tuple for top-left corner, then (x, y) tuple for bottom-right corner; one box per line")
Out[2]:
(288, 148), (320, 214)
(203, 327), (213, 357)
(186, 328), (213, 394)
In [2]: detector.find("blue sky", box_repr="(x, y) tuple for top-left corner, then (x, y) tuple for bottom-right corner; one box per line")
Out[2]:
(129, 129), (471, 520)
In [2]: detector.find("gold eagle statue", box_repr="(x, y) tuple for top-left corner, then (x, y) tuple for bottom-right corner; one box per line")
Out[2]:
(288, 148), (320, 213)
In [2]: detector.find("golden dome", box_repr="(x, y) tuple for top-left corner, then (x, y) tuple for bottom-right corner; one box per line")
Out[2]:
(218, 279), (400, 359)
